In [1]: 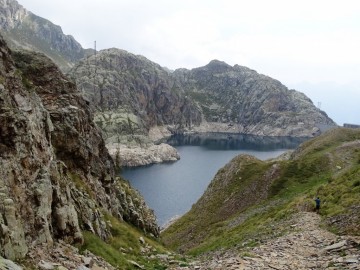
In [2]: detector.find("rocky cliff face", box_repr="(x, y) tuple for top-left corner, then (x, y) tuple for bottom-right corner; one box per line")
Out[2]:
(70, 48), (202, 166)
(0, 0), (27, 30)
(71, 48), (202, 134)
(174, 60), (336, 137)
(0, 0), (89, 71)
(1, 0), (337, 168)
(70, 52), (336, 166)
(72, 54), (335, 141)
(0, 35), (158, 261)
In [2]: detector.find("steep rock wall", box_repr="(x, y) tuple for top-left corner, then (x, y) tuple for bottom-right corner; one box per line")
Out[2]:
(0, 35), (158, 261)
(174, 60), (336, 137)
(0, 0), (89, 71)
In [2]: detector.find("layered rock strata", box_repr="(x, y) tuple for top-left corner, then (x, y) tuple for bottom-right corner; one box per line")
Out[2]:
(174, 60), (336, 137)
(0, 35), (158, 261)
(0, 0), (89, 71)
(71, 52), (336, 167)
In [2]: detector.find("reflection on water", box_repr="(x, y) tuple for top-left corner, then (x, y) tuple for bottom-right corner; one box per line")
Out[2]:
(164, 133), (307, 150)
(123, 133), (309, 226)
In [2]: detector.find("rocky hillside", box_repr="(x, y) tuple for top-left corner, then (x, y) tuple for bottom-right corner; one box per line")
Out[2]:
(1, 0), (337, 168)
(0, 35), (165, 268)
(71, 48), (202, 135)
(168, 212), (360, 269)
(70, 50), (336, 166)
(70, 48), (203, 166)
(174, 60), (336, 136)
(0, 0), (90, 71)
(72, 52), (335, 141)
(162, 128), (360, 256)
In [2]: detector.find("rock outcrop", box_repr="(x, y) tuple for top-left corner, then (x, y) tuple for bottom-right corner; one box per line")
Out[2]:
(70, 50), (336, 166)
(174, 60), (336, 137)
(0, 0), (90, 71)
(70, 48), (202, 166)
(71, 48), (202, 135)
(0, 35), (158, 262)
(71, 51), (336, 141)
(108, 142), (180, 167)
(1, 1), (337, 168)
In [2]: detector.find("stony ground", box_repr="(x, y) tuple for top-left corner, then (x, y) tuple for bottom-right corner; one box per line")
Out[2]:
(169, 212), (360, 269)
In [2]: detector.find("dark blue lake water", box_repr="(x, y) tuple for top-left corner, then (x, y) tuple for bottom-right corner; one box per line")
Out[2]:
(121, 133), (307, 227)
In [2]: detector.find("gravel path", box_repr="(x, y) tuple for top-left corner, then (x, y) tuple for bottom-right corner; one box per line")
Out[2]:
(170, 212), (360, 269)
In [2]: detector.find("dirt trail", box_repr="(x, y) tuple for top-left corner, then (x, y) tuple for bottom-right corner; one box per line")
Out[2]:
(170, 212), (360, 269)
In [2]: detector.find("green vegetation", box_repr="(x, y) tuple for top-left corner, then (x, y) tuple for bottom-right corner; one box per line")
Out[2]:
(187, 90), (212, 106)
(69, 173), (95, 199)
(80, 212), (169, 270)
(162, 128), (360, 255)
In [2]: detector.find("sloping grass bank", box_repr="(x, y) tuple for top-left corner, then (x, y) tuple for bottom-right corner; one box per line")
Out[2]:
(161, 128), (360, 255)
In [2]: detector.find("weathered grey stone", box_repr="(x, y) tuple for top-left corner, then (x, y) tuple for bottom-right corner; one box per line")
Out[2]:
(127, 260), (144, 269)
(0, 257), (23, 270)
(139, 237), (145, 245)
(0, 33), (159, 264)
(70, 50), (335, 159)
(324, 240), (347, 251)
(344, 257), (359, 264)
(76, 265), (90, 270)
(82, 257), (93, 267)
(108, 143), (179, 167)
(0, 0), (86, 71)
(38, 260), (56, 270)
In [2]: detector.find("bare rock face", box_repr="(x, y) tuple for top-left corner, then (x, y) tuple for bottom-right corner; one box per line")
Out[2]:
(0, 0), (28, 30)
(0, 35), (158, 261)
(0, 0), (88, 71)
(0, 256), (22, 270)
(71, 48), (202, 134)
(1, 0), (337, 169)
(174, 60), (336, 137)
(108, 142), (180, 167)
(71, 49), (202, 166)
(71, 52), (336, 164)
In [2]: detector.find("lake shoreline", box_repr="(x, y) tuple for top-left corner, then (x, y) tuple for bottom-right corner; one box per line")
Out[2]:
(121, 133), (308, 226)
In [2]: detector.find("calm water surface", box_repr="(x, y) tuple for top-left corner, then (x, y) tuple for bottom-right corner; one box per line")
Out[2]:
(121, 133), (307, 226)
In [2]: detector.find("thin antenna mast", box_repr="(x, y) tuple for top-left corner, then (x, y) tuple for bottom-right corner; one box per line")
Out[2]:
(93, 41), (97, 94)
(94, 41), (97, 62)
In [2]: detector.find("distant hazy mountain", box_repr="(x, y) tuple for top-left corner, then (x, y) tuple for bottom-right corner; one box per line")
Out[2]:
(0, 0), (92, 71)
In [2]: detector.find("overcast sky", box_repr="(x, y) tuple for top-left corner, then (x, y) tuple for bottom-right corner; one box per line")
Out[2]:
(16, 0), (360, 125)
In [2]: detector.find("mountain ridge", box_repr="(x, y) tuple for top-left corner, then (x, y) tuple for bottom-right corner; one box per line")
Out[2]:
(162, 127), (360, 255)
(0, 34), (169, 269)
(0, 0), (91, 71)
(0, 1), (358, 269)
(70, 48), (336, 166)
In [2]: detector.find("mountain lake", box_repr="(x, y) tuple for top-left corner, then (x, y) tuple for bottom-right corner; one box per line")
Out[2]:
(121, 133), (308, 227)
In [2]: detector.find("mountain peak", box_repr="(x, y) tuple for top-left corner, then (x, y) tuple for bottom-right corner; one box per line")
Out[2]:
(205, 59), (231, 70)
(0, 0), (87, 71)
(0, 0), (28, 30)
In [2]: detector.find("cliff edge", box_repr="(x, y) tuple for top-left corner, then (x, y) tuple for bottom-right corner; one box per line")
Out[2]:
(0, 35), (158, 264)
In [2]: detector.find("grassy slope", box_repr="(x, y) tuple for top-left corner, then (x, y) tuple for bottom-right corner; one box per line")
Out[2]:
(161, 128), (360, 255)
(69, 176), (175, 270)
(80, 213), (169, 270)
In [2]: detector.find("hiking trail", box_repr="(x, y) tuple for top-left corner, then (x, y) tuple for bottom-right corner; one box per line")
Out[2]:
(169, 212), (360, 269)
